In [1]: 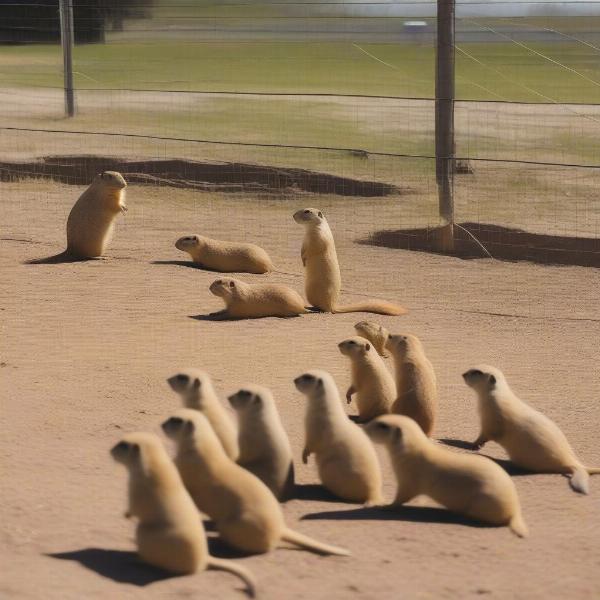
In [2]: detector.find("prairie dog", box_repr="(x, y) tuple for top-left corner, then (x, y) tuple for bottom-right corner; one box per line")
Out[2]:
(386, 334), (437, 437)
(67, 171), (127, 257)
(228, 386), (295, 500)
(293, 208), (407, 315)
(365, 415), (528, 537)
(294, 370), (383, 505)
(338, 336), (395, 422)
(354, 321), (390, 357)
(110, 432), (255, 595)
(175, 235), (273, 274)
(167, 369), (239, 460)
(162, 409), (350, 557)
(209, 277), (309, 319)
(463, 365), (600, 494)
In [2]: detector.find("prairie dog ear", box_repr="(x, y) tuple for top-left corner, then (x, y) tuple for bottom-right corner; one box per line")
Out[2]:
(365, 342), (371, 352)
(392, 427), (403, 445)
(193, 378), (201, 390)
(130, 443), (140, 458)
(252, 394), (262, 406)
(317, 211), (323, 218)
(489, 374), (497, 385)
(316, 378), (324, 390)
(184, 420), (195, 435)
(229, 281), (235, 288)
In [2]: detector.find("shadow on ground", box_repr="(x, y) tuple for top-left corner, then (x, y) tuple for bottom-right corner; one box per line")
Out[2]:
(47, 549), (175, 586)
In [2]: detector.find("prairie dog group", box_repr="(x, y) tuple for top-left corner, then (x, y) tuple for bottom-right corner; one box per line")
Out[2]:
(167, 368), (239, 460)
(293, 208), (407, 315)
(163, 409), (350, 557)
(386, 334), (437, 437)
(111, 432), (256, 595)
(463, 365), (600, 493)
(365, 415), (529, 537)
(338, 336), (395, 422)
(294, 370), (383, 505)
(175, 234), (273, 274)
(209, 278), (308, 319)
(228, 386), (295, 500)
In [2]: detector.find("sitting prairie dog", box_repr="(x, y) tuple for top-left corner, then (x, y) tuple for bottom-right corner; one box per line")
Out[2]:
(338, 336), (395, 422)
(167, 369), (239, 460)
(175, 234), (274, 274)
(354, 321), (390, 357)
(365, 415), (528, 537)
(294, 370), (383, 505)
(209, 277), (309, 319)
(463, 365), (600, 494)
(293, 208), (407, 315)
(162, 409), (350, 557)
(28, 171), (127, 263)
(386, 334), (437, 437)
(110, 432), (256, 596)
(228, 386), (295, 500)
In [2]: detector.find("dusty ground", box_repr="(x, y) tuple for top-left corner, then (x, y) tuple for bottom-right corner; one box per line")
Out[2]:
(1, 180), (599, 600)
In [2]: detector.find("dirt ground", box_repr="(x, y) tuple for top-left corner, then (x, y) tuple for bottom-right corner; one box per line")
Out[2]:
(1, 180), (599, 600)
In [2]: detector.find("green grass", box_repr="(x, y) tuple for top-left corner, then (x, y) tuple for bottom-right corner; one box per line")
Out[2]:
(1, 40), (599, 103)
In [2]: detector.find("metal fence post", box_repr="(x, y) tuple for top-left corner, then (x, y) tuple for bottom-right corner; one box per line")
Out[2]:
(435, 0), (455, 251)
(59, 0), (76, 117)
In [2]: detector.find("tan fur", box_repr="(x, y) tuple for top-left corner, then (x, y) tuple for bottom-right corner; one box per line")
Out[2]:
(294, 370), (384, 504)
(67, 171), (127, 258)
(338, 336), (395, 422)
(354, 321), (390, 357)
(386, 334), (437, 437)
(175, 234), (273, 274)
(463, 365), (600, 494)
(209, 277), (308, 319)
(293, 208), (407, 315)
(228, 386), (295, 500)
(167, 369), (239, 460)
(162, 410), (350, 557)
(110, 432), (256, 595)
(365, 416), (528, 537)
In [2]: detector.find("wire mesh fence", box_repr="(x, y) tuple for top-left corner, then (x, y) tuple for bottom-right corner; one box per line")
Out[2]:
(1, 1), (599, 264)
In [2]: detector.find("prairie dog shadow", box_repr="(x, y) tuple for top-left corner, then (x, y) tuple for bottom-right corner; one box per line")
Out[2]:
(151, 260), (219, 272)
(292, 483), (345, 503)
(46, 548), (174, 586)
(189, 313), (303, 322)
(438, 438), (532, 476)
(301, 505), (497, 529)
(25, 252), (99, 265)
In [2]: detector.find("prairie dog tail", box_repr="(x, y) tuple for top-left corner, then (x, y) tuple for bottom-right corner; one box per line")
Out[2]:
(509, 512), (529, 538)
(333, 300), (408, 316)
(569, 466), (590, 494)
(586, 466), (600, 474)
(281, 528), (351, 556)
(207, 558), (257, 597)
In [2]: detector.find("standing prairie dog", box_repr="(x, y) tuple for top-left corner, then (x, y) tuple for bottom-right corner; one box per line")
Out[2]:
(294, 370), (383, 505)
(209, 277), (309, 319)
(167, 369), (239, 461)
(110, 432), (256, 596)
(463, 365), (600, 494)
(175, 235), (274, 274)
(365, 415), (528, 537)
(162, 409), (350, 557)
(354, 321), (390, 357)
(228, 386), (295, 500)
(293, 208), (407, 315)
(386, 334), (437, 437)
(338, 337), (395, 422)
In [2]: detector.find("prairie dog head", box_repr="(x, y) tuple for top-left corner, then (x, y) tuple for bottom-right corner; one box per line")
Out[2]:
(354, 321), (385, 340)
(209, 277), (245, 300)
(94, 170), (127, 190)
(385, 333), (421, 358)
(110, 432), (164, 475)
(338, 336), (373, 360)
(462, 364), (506, 396)
(293, 207), (325, 227)
(175, 235), (202, 252)
(162, 408), (223, 455)
(365, 415), (426, 454)
(294, 369), (336, 399)
(167, 369), (216, 410)
(228, 385), (273, 418)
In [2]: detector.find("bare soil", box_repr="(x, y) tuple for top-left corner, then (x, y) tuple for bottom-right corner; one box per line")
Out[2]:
(1, 180), (599, 600)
